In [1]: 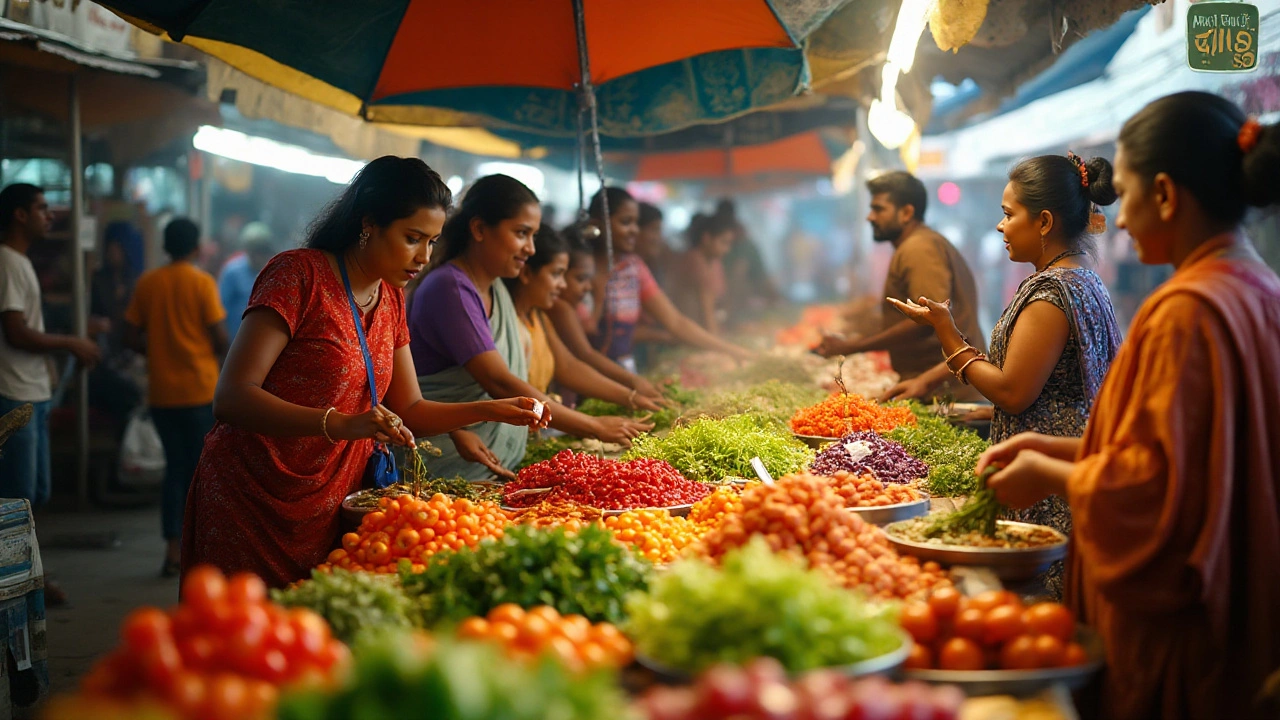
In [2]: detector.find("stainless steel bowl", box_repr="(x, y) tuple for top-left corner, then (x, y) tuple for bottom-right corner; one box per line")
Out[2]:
(794, 433), (840, 450)
(904, 626), (1104, 696)
(882, 520), (1068, 580)
(848, 497), (931, 526)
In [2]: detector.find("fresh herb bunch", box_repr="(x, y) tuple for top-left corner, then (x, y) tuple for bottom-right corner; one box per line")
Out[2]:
(687, 381), (827, 428)
(400, 524), (652, 626)
(576, 381), (701, 432)
(518, 435), (580, 471)
(923, 466), (1003, 538)
(622, 414), (814, 484)
(885, 402), (989, 497)
(276, 635), (630, 720)
(270, 568), (419, 645)
(625, 537), (903, 674)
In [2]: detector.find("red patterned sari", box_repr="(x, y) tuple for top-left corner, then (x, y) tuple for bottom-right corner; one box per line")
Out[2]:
(182, 249), (407, 588)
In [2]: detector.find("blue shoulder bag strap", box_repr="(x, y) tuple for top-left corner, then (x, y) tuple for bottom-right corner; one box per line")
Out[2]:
(338, 256), (399, 488)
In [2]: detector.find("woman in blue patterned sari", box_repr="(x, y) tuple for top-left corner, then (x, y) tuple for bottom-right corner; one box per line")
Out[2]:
(885, 153), (1124, 598)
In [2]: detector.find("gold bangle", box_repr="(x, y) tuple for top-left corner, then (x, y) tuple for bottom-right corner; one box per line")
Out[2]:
(943, 344), (975, 366)
(321, 407), (338, 444)
(954, 354), (987, 385)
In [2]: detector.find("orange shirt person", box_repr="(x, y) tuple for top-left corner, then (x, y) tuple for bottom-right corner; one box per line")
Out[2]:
(124, 218), (228, 578)
(979, 92), (1280, 720)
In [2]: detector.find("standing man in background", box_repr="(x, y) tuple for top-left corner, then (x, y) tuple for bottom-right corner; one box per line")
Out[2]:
(816, 171), (986, 402)
(125, 218), (228, 578)
(218, 221), (276, 340)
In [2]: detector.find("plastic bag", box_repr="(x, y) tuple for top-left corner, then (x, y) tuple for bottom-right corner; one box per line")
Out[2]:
(118, 409), (165, 487)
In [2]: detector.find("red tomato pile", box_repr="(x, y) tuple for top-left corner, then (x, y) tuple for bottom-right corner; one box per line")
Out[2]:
(637, 657), (963, 720)
(823, 471), (924, 507)
(69, 567), (348, 720)
(455, 604), (633, 673)
(323, 494), (507, 574)
(901, 588), (1089, 672)
(504, 451), (711, 511)
(695, 474), (950, 600)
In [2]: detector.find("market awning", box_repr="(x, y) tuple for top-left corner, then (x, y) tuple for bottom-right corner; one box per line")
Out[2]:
(629, 130), (840, 182)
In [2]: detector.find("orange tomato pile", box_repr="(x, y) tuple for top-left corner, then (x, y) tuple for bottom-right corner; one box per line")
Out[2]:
(506, 502), (602, 533)
(323, 494), (507, 574)
(695, 474), (949, 601)
(602, 509), (698, 564)
(900, 589), (1089, 672)
(823, 471), (923, 508)
(687, 486), (744, 534)
(455, 603), (633, 673)
(789, 393), (916, 437)
(69, 567), (348, 720)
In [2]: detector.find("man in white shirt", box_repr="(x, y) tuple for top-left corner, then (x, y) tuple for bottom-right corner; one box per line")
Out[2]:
(0, 184), (101, 505)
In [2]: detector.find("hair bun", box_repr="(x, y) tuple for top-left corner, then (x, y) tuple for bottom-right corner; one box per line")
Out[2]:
(1084, 156), (1118, 207)
(1242, 121), (1280, 208)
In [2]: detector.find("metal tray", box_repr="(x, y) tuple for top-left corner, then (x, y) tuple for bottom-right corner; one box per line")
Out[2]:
(635, 629), (913, 684)
(882, 520), (1068, 580)
(904, 626), (1104, 697)
(793, 433), (841, 450)
(848, 497), (931, 526)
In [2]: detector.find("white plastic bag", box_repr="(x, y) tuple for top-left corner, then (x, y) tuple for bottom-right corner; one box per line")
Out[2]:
(118, 409), (165, 487)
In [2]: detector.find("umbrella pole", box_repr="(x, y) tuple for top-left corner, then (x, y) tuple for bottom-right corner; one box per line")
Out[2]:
(572, 0), (612, 272)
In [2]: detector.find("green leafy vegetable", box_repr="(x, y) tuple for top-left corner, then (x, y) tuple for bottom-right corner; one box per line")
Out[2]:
(885, 401), (989, 497)
(276, 635), (630, 720)
(270, 568), (418, 645)
(400, 524), (651, 626)
(722, 355), (820, 387)
(625, 538), (903, 674)
(576, 381), (701, 432)
(622, 414), (813, 484)
(923, 465), (1003, 537)
(686, 381), (828, 428)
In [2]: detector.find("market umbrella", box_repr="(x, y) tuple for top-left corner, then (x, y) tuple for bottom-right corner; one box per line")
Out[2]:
(628, 130), (840, 182)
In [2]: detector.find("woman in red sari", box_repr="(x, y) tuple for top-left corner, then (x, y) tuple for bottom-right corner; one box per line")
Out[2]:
(979, 93), (1280, 719)
(183, 157), (546, 588)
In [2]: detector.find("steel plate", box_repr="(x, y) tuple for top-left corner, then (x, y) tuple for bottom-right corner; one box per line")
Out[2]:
(848, 497), (931, 526)
(904, 626), (1104, 696)
(635, 630), (913, 684)
(883, 520), (1068, 580)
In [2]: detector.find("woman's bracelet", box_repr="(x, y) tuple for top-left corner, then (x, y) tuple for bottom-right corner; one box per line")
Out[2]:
(321, 407), (338, 444)
(954, 354), (988, 385)
(942, 344), (975, 366)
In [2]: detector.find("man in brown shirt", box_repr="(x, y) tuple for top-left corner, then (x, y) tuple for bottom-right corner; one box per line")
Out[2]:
(817, 171), (985, 401)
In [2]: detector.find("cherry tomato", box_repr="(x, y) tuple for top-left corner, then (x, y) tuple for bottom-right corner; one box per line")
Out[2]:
(525, 606), (563, 625)
(953, 607), (987, 641)
(983, 605), (1025, 647)
(967, 590), (1009, 613)
(1062, 642), (1088, 667)
(1033, 634), (1067, 668)
(167, 671), (208, 714)
(182, 566), (227, 611)
(121, 608), (172, 653)
(489, 604), (526, 625)
(516, 615), (554, 650)
(927, 587), (962, 621)
(457, 617), (490, 639)
(488, 621), (519, 644)
(226, 573), (268, 606)
(903, 643), (933, 670)
(938, 637), (985, 671)
(999, 635), (1040, 670)
(899, 603), (939, 644)
(1022, 602), (1074, 643)
(204, 673), (251, 720)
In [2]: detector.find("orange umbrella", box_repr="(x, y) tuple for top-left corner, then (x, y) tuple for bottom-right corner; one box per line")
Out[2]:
(632, 131), (835, 181)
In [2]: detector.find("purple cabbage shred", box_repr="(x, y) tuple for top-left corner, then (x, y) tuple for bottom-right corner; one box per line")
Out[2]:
(809, 431), (928, 484)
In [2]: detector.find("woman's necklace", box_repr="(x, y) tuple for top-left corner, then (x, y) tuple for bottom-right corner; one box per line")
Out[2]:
(344, 253), (378, 309)
(1039, 249), (1085, 273)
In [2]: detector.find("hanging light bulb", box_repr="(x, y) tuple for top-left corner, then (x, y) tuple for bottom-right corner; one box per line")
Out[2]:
(868, 99), (916, 150)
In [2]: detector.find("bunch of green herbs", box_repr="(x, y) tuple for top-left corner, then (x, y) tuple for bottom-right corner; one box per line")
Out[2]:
(687, 381), (828, 428)
(923, 466), (1003, 537)
(622, 414), (813, 484)
(271, 568), (419, 645)
(576, 381), (701, 432)
(885, 402), (989, 497)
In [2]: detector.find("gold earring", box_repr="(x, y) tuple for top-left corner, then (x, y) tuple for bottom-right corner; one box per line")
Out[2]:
(358, 230), (370, 250)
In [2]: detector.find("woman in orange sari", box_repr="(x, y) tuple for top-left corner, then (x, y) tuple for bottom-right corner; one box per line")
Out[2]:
(979, 92), (1280, 720)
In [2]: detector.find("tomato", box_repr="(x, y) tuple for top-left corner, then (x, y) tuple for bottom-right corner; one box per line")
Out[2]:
(489, 603), (526, 625)
(204, 673), (251, 720)
(938, 637), (985, 671)
(1062, 642), (1088, 667)
(998, 635), (1039, 670)
(242, 679), (280, 717)
(177, 636), (217, 670)
(903, 643), (932, 670)
(927, 587), (962, 621)
(291, 610), (331, 658)
(395, 528), (421, 552)
(983, 605), (1025, 647)
(457, 617), (490, 639)
(167, 670), (208, 714)
(546, 636), (585, 673)
(526, 606), (563, 625)
(367, 542), (392, 565)
(578, 641), (608, 668)
(967, 590), (1010, 613)
(226, 573), (268, 606)
(516, 615), (554, 649)
(140, 640), (183, 693)
(1032, 634), (1066, 668)
(183, 566), (228, 611)
(953, 607), (986, 641)
(557, 615), (591, 644)
(122, 608), (172, 653)
(898, 603), (939, 644)
(488, 621), (519, 644)
(1022, 603), (1074, 643)
(249, 648), (290, 684)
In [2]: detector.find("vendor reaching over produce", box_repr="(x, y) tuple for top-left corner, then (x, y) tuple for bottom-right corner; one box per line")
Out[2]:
(979, 93), (1280, 720)
(504, 224), (664, 410)
(882, 152), (1124, 597)
(581, 187), (753, 371)
(184, 157), (546, 588)
(815, 171), (984, 402)
(410, 176), (650, 482)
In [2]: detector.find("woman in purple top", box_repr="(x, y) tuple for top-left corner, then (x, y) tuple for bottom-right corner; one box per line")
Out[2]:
(410, 176), (650, 481)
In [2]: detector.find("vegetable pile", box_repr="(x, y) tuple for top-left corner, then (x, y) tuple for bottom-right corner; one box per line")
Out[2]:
(823, 471), (924, 508)
(506, 501), (602, 532)
(626, 538), (904, 674)
(400, 524), (651, 626)
(789, 393), (916, 437)
(326, 494), (507, 574)
(808, 430), (928, 484)
(455, 604), (634, 672)
(504, 451), (711, 510)
(576, 381), (699, 432)
(72, 567), (348, 720)
(276, 636), (625, 720)
(686, 486), (744, 534)
(271, 568), (417, 645)
(885, 402), (989, 497)
(637, 659), (964, 720)
(687, 380), (827, 428)
(623, 414), (813, 485)
(899, 589), (1088, 672)
(887, 517), (1065, 549)
(603, 509), (699, 564)
(345, 477), (500, 508)
(517, 435), (580, 471)
(696, 473), (950, 601)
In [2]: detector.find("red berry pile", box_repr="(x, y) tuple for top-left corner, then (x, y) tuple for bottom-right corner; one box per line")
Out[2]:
(504, 451), (712, 511)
